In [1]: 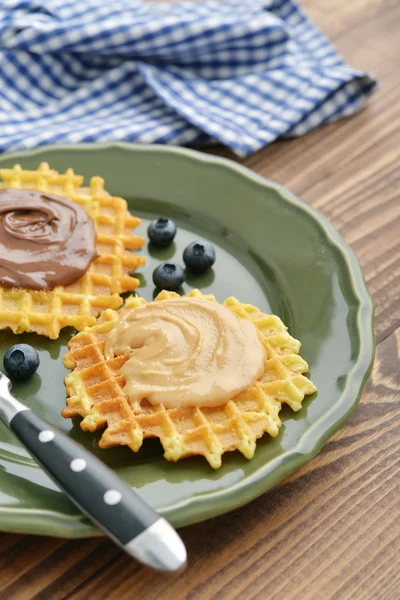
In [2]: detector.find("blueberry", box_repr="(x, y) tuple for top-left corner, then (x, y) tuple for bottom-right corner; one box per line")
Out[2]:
(183, 240), (216, 274)
(148, 218), (177, 247)
(153, 262), (185, 291)
(3, 344), (40, 381)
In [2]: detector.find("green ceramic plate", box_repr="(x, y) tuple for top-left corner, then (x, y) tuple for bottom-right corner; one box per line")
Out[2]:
(0, 144), (374, 538)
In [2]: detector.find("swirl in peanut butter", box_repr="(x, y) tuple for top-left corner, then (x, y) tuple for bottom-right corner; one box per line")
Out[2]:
(0, 189), (97, 290)
(105, 297), (266, 409)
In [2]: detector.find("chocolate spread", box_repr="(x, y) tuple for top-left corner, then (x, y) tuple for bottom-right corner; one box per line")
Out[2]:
(105, 297), (266, 410)
(0, 189), (97, 290)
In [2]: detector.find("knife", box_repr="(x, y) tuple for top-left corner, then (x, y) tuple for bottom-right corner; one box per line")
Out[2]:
(0, 373), (187, 573)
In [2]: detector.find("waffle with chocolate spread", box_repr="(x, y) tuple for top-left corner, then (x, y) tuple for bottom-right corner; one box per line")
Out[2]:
(0, 163), (145, 339)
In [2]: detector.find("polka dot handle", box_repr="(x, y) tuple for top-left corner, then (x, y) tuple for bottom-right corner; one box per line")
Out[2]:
(10, 410), (158, 544)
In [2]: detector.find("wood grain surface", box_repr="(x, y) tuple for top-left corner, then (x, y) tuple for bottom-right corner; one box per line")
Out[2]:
(1, 0), (399, 598)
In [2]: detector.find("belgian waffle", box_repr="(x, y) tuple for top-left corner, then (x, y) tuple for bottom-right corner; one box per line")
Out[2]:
(0, 163), (145, 338)
(63, 290), (317, 468)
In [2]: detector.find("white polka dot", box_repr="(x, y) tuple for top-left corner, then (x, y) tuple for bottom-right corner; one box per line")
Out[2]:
(38, 430), (54, 443)
(103, 490), (122, 505)
(70, 458), (87, 472)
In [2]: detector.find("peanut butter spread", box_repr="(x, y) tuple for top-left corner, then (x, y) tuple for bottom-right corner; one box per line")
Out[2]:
(105, 297), (266, 409)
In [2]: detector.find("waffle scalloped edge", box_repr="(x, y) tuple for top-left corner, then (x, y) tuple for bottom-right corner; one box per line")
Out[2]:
(0, 162), (146, 338)
(62, 290), (317, 468)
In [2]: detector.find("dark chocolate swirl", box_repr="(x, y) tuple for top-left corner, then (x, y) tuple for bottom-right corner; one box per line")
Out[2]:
(0, 189), (97, 291)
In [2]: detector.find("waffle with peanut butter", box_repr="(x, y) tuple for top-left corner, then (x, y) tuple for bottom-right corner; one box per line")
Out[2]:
(0, 163), (145, 339)
(62, 290), (317, 468)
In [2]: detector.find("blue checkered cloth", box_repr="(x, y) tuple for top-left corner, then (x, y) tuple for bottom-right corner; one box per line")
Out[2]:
(0, 0), (376, 157)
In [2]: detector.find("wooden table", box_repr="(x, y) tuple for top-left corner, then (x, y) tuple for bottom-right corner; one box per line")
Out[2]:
(1, 1), (399, 598)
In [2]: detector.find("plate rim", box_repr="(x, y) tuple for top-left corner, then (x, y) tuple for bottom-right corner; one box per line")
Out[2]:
(0, 143), (375, 537)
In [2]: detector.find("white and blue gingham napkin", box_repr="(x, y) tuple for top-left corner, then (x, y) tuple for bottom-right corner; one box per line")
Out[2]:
(0, 0), (377, 157)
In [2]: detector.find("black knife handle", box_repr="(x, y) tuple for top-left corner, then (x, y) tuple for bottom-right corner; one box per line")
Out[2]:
(10, 410), (158, 544)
